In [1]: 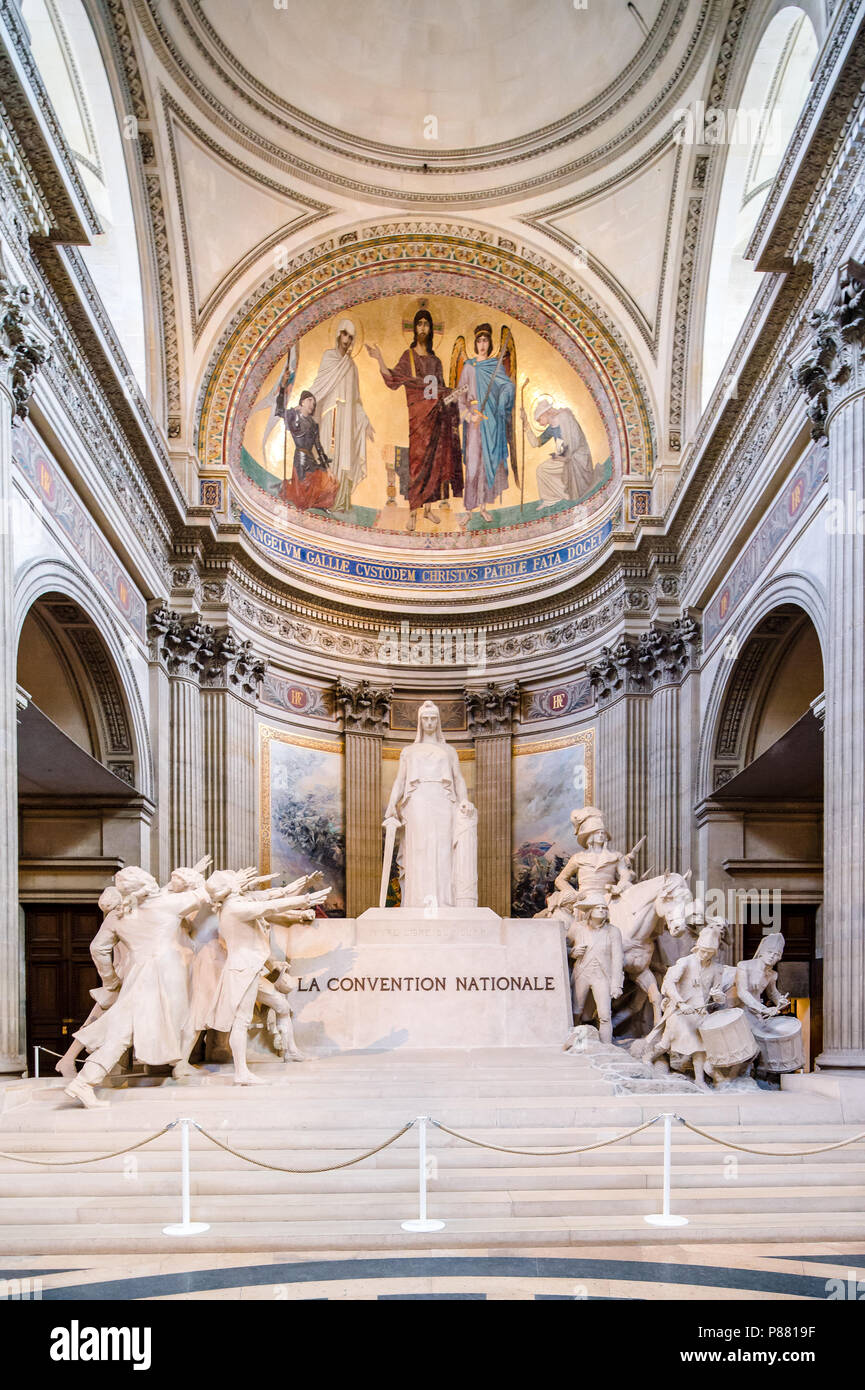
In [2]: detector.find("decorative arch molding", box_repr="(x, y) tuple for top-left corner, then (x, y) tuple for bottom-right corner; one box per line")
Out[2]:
(697, 573), (826, 800)
(14, 558), (154, 800)
(196, 221), (657, 483)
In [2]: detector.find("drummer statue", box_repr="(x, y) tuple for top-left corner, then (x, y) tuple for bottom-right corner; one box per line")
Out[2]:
(638, 926), (729, 1090)
(566, 891), (624, 1044)
(730, 933), (804, 1075)
(540, 806), (640, 918)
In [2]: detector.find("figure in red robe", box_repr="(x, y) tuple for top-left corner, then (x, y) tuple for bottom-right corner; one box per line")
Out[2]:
(367, 309), (462, 530)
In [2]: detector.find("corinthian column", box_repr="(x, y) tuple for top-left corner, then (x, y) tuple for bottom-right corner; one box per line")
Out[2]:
(149, 611), (213, 869)
(334, 680), (391, 917)
(465, 684), (519, 917)
(641, 618), (701, 875)
(0, 273), (50, 1071)
(589, 639), (650, 855)
(796, 261), (865, 1070)
(201, 632), (266, 869)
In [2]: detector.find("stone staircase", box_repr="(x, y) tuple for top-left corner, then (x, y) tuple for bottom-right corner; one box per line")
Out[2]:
(0, 1048), (863, 1253)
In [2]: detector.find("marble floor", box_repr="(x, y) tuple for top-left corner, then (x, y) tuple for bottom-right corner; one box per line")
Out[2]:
(3, 1243), (864, 1301)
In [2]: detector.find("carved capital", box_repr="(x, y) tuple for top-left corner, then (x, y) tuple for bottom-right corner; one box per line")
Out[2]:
(638, 617), (702, 687)
(588, 636), (646, 704)
(147, 606), (216, 680)
(0, 274), (51, 421)
(334, 679), (392, 734)
(464, 683), (520, 736)
(201, 629), (267, 699)
(794, 260), (865, 442)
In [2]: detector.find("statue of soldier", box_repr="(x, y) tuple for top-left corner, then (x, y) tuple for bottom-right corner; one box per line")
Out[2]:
(540, 806), (640, 918)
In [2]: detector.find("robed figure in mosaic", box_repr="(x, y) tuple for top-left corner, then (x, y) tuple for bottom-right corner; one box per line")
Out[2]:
(451, 322), (517, 524)
(383, 701), (477, 909)
(367, 308), (463, 529)
(309, 318), (374, 512)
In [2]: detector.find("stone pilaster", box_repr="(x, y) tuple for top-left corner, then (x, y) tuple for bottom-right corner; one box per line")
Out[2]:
(640, 618), (701, 875)
(0, 274), (50, 1071)
(589, 638), (650, 855)
(795, 260), (865, 1070)
(201, 632), (266, 870)
(148, 610), (214, 869)
(146, 604), (174, 881)
(334, 680), (391, 917)
(590, 623), (699, 872)
(465, 684), (519, 917)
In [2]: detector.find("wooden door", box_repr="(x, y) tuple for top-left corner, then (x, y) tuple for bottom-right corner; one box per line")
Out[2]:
(24, 905), (100, 1074)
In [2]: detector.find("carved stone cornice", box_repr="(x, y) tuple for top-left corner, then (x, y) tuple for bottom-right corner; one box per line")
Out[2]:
(794, 259), (865, 442)
(0, 274), (51, 420)
(334, 679), (392, 735)
(464, 683), (520, 737)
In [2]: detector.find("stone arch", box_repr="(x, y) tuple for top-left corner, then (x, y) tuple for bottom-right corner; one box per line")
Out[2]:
(14, 558), (153, 801)
(698, 574), (826, 801)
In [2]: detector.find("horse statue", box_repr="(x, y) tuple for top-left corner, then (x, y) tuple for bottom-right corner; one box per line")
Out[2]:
(606, 872), (695, 1033)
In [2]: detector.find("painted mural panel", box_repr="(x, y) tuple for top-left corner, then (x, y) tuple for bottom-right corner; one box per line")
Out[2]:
(239, 294), (614, 541)
(259, 727), (345, 916)
(511, 731), (595, 918)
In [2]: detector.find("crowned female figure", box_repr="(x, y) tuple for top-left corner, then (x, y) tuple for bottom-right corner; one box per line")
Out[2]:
(384, 701), (477, 909)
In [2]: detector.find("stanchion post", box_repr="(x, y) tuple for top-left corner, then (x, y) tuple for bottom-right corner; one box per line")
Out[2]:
(644, 1112), (688, 1228)
(401, 1115), (445, 1232)
(163, 1118), (210, 1236)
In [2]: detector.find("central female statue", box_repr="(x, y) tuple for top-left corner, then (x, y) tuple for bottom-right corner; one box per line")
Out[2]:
(383, 701), (477, 909)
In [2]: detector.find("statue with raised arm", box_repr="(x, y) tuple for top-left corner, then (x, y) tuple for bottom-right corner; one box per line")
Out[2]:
(540, 806), (639, 918)
(65, 862), (212, 1109)
(191, 868), (331, 1084)
(382, 700), (477, 910)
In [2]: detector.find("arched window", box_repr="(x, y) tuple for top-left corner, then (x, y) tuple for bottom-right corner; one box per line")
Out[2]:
(22, 0), (147, 388)
(700, 8), (818, 409)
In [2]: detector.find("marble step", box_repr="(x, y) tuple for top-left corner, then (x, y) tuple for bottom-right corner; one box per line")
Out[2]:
(2, 1209), (865, 1256)
(0, 1160), (861, 1198)
(0, 1180), (862, 1225)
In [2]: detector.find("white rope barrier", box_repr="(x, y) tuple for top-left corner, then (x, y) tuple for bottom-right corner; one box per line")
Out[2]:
(3, 1101), (863, 1237)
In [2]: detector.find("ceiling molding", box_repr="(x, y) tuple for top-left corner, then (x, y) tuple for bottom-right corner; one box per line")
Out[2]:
(130, 0), (720, 203)
(519, 132), (683, 355)
(161, 91), (332, 343)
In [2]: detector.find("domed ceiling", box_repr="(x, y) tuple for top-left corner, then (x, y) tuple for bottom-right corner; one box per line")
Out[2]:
(193, 0), (666, 156)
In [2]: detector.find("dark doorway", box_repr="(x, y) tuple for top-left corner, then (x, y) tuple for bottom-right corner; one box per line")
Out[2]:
(24, 904), (100, 1075)
(742, 902), (821, 1068)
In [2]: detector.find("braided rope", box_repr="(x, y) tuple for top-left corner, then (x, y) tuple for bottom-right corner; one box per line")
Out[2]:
(429, 1115), (660, 1156)
(0, 1122), (177, 1166)
(192, 1120), (416, 1172)
(677, 1116), (865, 1156)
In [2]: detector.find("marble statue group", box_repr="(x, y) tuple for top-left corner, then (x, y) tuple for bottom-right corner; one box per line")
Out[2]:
(60, 697), (802, 1107)
(541, 804), (804, 1089)
(61, 858), (331, 1109)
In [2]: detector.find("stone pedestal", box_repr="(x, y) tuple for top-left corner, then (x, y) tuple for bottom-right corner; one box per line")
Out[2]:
(273, 909), (570, 1053)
